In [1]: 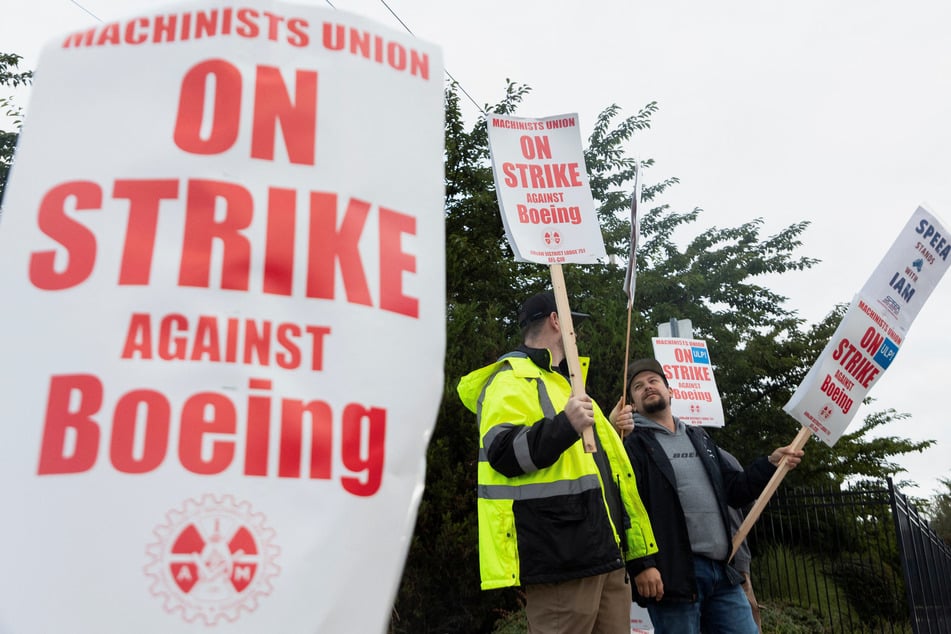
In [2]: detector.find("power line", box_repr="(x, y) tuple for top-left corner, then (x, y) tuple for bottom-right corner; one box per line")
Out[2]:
(445, 69), (485, 116)
(65, 0), (485, 114)
(68, 0), (102, 22)
(375, 0), (485, 115)
(379, 0), (415, 36)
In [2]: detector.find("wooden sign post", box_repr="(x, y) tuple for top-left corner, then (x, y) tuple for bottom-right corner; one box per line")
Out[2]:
(729, 425), (811, 560)
(485, 112), (609, 453)
(551, 264), (597, 453)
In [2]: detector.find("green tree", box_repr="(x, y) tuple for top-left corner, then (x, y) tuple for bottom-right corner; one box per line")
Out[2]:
(928, 476), (951, 545)
(0, 52), (33, 205)
(390, 81), (933, 633)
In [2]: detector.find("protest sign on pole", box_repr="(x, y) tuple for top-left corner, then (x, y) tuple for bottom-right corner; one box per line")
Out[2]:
(620, 167), (641, 414)
(487, 112), (606, 452)
(486, 113), (606, 265)
(0, 2), (445, 632)
(650, 337), (725, 427)
(784, 205), (951, 446)
(623, 164), (641, 307)
(731, 204), (950, 559)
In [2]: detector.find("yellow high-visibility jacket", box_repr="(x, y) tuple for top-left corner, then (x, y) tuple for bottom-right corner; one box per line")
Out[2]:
(458, 348), (657, 589)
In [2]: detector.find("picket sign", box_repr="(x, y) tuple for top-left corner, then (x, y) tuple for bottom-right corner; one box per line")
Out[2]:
(619, 168), (642, 423)
(0, 2), (445, 632)
(650, 337), (725, 427)
(731, 205), (950, 560)
(486, 112), (608, 453)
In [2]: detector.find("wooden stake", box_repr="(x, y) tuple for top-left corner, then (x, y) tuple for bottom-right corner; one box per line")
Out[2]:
(550, 264), (597, 453)
(729, 425), (812, 560)
(620, 299), (633, 438)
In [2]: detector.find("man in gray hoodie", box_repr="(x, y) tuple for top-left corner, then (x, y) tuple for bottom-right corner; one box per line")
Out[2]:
(612, 358), (802, 633)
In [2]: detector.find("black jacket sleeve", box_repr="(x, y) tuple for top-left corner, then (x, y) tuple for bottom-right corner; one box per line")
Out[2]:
(721, 455), (776, 509)
(485, 412), (580, 477)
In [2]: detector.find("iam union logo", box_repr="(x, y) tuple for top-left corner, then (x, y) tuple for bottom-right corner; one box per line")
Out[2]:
(145, 494), (280, 625)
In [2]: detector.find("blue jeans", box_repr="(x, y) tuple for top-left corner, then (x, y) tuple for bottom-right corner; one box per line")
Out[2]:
(646, 556), (758, 634)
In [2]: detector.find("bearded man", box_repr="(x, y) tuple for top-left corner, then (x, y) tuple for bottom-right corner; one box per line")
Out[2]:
(611, 358), (802, 634)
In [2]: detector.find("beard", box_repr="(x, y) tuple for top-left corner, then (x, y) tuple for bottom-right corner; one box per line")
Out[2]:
(641, 393), (669, 414)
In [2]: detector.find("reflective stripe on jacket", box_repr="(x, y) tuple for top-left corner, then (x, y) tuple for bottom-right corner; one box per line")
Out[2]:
(458, 352), (657, 589)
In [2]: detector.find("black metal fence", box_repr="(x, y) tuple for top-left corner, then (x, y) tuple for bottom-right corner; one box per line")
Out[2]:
(746, 478), (950, 634)
(891, 480), (951, 634)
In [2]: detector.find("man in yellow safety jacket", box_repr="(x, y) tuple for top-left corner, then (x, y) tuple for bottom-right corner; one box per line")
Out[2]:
(458, 291), (657, 633)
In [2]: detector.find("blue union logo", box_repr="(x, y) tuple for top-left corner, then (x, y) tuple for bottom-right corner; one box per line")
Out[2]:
(873, 338), (899, 370)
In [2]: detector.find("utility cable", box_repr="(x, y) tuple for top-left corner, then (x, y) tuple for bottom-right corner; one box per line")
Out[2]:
(376, 0), (486, 115)
(68, 0), (102, 22)
(64, 0), (485, 114)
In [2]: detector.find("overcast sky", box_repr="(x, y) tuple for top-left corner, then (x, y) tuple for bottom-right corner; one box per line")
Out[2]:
(3, 0), (949, 498)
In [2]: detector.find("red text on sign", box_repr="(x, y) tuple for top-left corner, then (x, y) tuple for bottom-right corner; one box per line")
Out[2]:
(516, 204), (581, 225)
(662, 363), (711, 381)
(501, 162), (583, 189)
(819, 373), (854, 414)
(121, 313), (331, 371)
(174, 60), (317, 165)
(28, 179), (419, 318)
(831, 326), (881, 388)
(62, 7), (309, 49)
(37, 375), (385, 496)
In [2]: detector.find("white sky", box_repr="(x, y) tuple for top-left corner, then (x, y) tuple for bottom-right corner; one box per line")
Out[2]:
(3, 0), (949, 498)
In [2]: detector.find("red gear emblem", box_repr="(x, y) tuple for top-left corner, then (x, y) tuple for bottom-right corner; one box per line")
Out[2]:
(145, 494), (280, 625)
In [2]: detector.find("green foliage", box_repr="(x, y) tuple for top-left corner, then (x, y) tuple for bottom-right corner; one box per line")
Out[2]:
(389, 79), (934, 632)
(826, 552), (906, 625)
(928, 476), (951, 545)
(0, 53), (33, 89)
(489, 604), (527, 634)
(782, 405), (934, 489)
(1, 52), (33, 205)
(759, 601), (831, 634)
(755, 544), (860, 628)
(755, 542), (912, 633)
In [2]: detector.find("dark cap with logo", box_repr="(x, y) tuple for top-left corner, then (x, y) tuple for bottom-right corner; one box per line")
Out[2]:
(517, 291), (590, 329)
(626, 358), (669, 389)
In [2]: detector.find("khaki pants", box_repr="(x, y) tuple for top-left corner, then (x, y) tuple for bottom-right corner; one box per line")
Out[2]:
(525, 567), (630, 634)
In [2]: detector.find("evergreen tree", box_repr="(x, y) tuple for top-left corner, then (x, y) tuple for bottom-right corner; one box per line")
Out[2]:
(390, 81), (933, 633)
(928, 476), (951, 545)
(0, 53), (32, 205)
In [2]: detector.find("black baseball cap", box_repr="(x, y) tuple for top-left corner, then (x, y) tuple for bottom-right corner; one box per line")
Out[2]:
(517, 291), (590, 329)
(627, 358), (669, 390)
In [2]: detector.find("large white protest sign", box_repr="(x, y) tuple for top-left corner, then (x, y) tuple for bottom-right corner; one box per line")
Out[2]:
(486, 113), (606, 264)
(651, 337), (725, 427)
(784, 205), (949, 446)
(0, 2), (444, 632)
